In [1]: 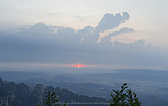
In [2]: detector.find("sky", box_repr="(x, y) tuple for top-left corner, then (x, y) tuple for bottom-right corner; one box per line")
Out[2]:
(0, 0), (168, 70)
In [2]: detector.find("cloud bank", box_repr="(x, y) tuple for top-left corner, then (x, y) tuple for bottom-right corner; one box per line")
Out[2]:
(0, 12), (168, 70)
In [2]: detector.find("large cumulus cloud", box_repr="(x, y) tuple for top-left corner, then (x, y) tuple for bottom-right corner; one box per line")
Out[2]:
(79, 12), (132, 43)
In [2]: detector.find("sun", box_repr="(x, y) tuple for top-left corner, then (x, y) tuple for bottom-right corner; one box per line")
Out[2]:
(76, 64), (81, 68)
(70, 64), (89, 68)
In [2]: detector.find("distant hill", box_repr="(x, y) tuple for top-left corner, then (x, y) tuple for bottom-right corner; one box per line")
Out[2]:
(0, 77), (109, 106)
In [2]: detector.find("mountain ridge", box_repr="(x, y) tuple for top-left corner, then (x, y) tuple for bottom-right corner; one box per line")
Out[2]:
(0, 77), (109, 106)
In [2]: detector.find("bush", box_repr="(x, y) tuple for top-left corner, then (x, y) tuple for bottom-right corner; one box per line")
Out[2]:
(110, 83), (141, 106)
(37, 91), (66, 106)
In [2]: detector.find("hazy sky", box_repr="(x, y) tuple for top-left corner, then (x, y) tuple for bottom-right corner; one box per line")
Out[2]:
(0, 0), (168, 70)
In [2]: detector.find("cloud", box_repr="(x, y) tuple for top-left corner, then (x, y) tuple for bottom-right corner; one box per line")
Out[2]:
(0, 12), (168, 70)
(109, 27), (134, 37)
(25, 22), (54, 35)
(57, 27), (75, 36)
(76, 25), (94, 37)
(122, 12), (130, 21)
(74, 16), (86, 22)
(95, 12), (130, 33)
(80, 12), (131, 43)
(100, 27), (134, 46)
(76, 26), (94, 44)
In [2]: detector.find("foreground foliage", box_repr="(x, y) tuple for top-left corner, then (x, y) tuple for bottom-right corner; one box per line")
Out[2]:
(39, 83), (141, 106)
(110, 83), (141, 106)
(37, 91), (66, 106)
